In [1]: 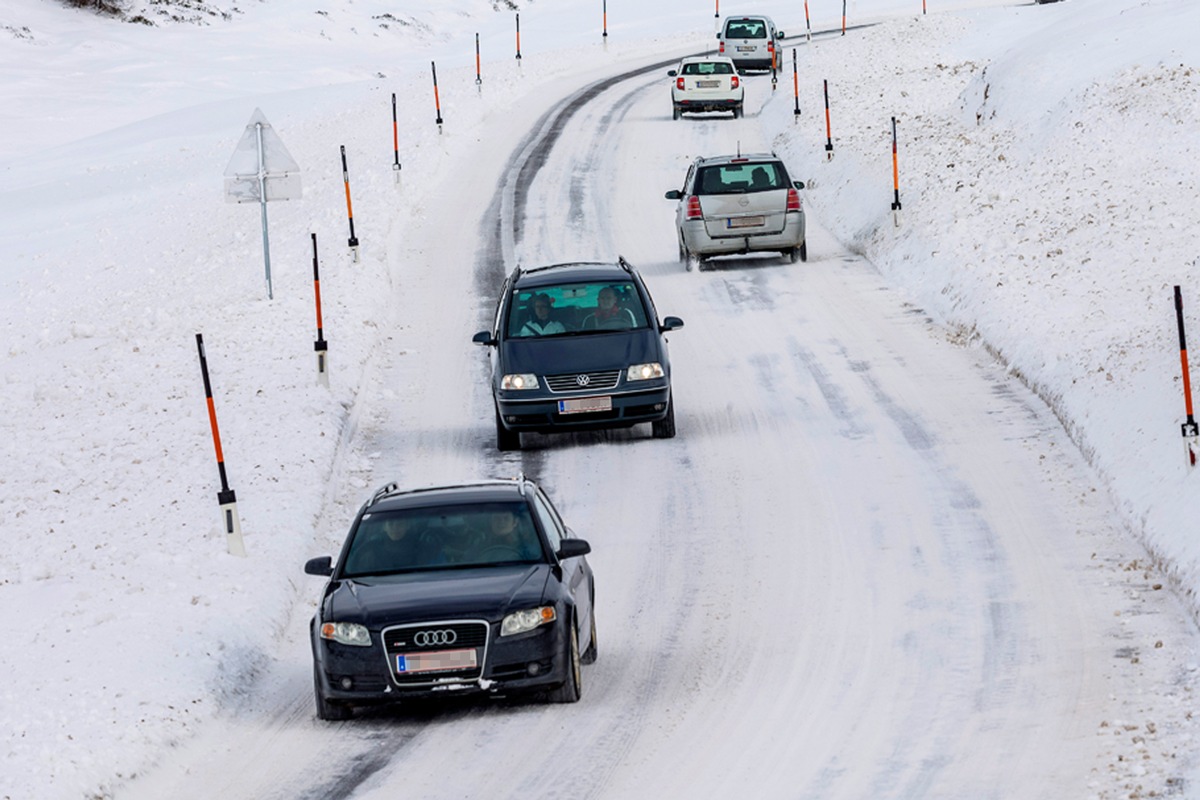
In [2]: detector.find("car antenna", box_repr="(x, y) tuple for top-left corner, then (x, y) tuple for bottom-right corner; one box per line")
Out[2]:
(736, 140), (742, 157)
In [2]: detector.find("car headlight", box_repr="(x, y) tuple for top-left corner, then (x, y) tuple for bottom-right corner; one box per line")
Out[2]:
(320, 621), (371, 646)
(501, 373), (540, 390)
(626, 362), (664, 381)
(501, 606), (557, 636)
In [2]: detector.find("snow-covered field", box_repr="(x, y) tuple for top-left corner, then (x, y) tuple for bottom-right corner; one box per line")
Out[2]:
(1, 0), (1198, 798)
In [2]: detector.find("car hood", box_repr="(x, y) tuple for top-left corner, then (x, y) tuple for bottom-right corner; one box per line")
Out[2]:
(326, 565), (551, 627)
(501, 329), (661, 375)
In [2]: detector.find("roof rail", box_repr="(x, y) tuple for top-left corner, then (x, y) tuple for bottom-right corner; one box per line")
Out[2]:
(368, 481), (400, 507)
(618, 255), (634, 274)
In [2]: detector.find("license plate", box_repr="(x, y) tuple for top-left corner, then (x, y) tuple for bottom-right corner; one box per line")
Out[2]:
(396, 649), (477, 674)
(727, 216), (765, 228)
(696, 80), (720, 88)
(736, 45), (756, 52)
(558, 396), (612, 414)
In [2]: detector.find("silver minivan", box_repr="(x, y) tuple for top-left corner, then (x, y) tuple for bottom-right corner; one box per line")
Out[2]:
(717, 15), (784, 72)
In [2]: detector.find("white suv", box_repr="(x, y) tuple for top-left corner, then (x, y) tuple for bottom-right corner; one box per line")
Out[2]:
(717, 15), (784, 72)
(664, 153), (806, 269)
(668, 56), (744, 119)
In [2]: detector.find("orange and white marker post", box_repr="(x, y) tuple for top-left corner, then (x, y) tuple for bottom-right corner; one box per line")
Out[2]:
(715, 0), (719, 20)
(475, 33), (483, 88)
(823, 80), (834, 160)
(602, 0), (608, 39)
(312, 233), (329, 388)
(792, 50), (801, 120)
(890, 116), (902, 226)
(391, 93), (402, 186)
(804, 0), (812, 42)
(340, 145), (359, 261)
(842, 0), (848, 35)
(515, 13), (522, 61)
(195, 334), (246, 557)
(1175, 286), (1199, 468)
(431, 61), (444, 133)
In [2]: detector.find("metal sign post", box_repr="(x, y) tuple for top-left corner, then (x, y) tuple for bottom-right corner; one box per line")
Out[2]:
(223, 108), (302, 300)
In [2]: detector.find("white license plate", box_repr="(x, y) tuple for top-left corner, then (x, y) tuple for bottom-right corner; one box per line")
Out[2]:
(727, 216), (765, 228)
(396, 648), (477, 674)
(736, 45), (756, 52)
(558, 396), (612, 414)
(696, 80), (721, 88)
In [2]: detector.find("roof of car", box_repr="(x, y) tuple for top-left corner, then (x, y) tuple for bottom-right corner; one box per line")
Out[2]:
(513, 260), (636, 288)
(367, 479), (530, 513)
(678, 55), (736, 64)
(695, 152), (781, 166)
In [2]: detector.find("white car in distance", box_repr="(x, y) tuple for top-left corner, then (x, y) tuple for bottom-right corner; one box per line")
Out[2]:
(668, 56), (744, 120)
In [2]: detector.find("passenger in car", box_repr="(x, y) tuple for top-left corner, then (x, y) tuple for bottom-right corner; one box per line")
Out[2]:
(346, 516), (436, 574)
(519, 293), (567, 336)
(581, 286), (636, 330)
(474, 510), (542, 561)
(751, 167), (773, 190)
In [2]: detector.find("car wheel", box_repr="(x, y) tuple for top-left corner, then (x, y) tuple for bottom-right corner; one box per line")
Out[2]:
(786, 247), (800, 264)
(496, 409), (521, 452)
(581, 608), (598, 665)
(678, 235), (690, 268)
(672, 105), (682, 121)
(548, 624), (582, 703)
(652, 395), (676, 439)
(800, 240), (808, 262)
(733, 105), (743, 119)
(314, 666), (353, 721)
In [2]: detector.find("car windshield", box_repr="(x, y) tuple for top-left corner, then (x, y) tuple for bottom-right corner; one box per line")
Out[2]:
(342, 502), (543, 577)
(725, 20), (767, 39)
(681, 61), (735, 76)
(506, 281), (648, 338)
(695, 162), (786, 195)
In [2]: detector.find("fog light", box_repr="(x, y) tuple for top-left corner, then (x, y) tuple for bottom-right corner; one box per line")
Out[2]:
(526, 662), (541, 676)
(340, 677), (353, 690)
(506, 416), (519, 424)
(654, 403), (665, 411)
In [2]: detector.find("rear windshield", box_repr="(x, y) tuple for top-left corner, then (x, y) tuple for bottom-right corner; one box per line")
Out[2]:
(506, 281), (648, 338)
(694, 162), (788, 195)
(724, 19), (767, 39)
(681, 61), (735, 76)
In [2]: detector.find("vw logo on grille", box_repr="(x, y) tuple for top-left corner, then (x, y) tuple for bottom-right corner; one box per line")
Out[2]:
(576, 374), (591, 387)
(413, 629), (458, 647)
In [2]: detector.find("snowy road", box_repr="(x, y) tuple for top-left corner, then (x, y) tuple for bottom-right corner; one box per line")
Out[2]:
(119, 52), (1197, 800)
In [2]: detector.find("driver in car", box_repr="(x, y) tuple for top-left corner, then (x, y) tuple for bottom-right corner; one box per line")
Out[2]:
(476, 509), (542, 561)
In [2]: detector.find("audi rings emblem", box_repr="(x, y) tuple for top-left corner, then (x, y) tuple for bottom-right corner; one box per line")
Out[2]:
(576, 374), (591, 387)
(413, 629), (458, 647)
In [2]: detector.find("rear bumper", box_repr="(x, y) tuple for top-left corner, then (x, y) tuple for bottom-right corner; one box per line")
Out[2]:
(681, 214), (805, 256)
(674, 98), (742, 113)
(497, 384), (671, 433)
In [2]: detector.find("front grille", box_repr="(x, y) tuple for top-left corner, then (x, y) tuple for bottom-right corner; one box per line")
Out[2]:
(382, 620), (489, 686)
(545, 370), (621, 393)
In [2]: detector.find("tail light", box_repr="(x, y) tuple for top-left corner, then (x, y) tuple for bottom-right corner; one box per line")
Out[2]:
(786, 188), (803, 213)
(731, 75), (740, 90)
(686, 196), (704, 220)
(676, 77), (685, 91)
(718, 40), (725, 54)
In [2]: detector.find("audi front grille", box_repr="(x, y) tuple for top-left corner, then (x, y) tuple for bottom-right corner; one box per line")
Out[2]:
(381, 620), (490, 686)
(545, 370), (622, 393)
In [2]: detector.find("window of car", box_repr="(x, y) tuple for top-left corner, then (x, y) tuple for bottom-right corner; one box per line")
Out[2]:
(681, 61), (735, 76)
(530, 490), (564, 553)
(695, 162), (787, 195)
(506, 281), (649, 336)
(725, 19), (767, 39)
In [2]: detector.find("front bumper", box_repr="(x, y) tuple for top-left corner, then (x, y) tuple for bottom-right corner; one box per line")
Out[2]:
(681, 214), (805, 257)
(313, 618), (571, 704)
(496, 383), (671, 434)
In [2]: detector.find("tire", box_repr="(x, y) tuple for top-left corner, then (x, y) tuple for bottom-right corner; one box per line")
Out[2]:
(581, 608), (598, 665)
(672, 105), (682, 121)
(651, 395), (676, 439)
(800, 240), (808, 262)
(548, 624), (582, 703)
(678, 235), (690, 267)
(496, 409), (520, 452)
(733, 105), (743, 119)
(314, 666), (353, 721)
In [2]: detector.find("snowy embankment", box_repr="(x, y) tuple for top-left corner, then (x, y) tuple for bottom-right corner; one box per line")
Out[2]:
(764, 0), (1200, 612)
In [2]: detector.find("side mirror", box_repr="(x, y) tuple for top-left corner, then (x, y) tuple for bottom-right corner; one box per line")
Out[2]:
(472, 330), (496, 346)
(557, 538), (591, 559)
(667, 69), (678, 77)
(664, 189), (682, 200)
(777, 30), (786, 38)
(793, 180), (805, 190)
(305, 556), (333, 576)
(660, 316), (684, 332)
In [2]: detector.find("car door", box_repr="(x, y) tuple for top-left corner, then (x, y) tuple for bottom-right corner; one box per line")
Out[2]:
(531, 489), (592, 636)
